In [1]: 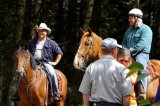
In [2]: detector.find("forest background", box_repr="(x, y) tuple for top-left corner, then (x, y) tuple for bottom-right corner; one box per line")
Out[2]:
(0, 0), (160, 106)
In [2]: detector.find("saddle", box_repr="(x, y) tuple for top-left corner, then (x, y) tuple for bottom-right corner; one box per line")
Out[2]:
(36, 60), (61, 96)
(147, 61), (159, 83)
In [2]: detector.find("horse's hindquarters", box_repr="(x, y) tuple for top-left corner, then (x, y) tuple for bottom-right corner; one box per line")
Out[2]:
(146, 78), (159, 102)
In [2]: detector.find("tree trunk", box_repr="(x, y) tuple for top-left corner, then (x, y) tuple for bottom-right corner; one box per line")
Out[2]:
(30, 0), (43, 39)
(83, 0), (94, 31)
(5, 0), (26, 105)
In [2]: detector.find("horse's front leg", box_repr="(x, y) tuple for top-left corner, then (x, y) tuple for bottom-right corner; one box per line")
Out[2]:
(59, 100), (65, 106)
(20, 101), (31, 106)
(37, 99), (45, 106)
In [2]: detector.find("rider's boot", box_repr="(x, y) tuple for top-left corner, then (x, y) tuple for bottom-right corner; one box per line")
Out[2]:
(53, 92), (61, 102)
(137, 82), (146, 102)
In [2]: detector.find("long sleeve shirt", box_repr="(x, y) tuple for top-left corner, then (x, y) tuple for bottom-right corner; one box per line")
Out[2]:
(122, 23), (152, 53)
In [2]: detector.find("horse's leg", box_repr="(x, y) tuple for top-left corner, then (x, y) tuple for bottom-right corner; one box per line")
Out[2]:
(59, 100), (65, 106)
(55, 69), (67, 106)
(20, 101), (31, 106)
(36, 98), (45, 106)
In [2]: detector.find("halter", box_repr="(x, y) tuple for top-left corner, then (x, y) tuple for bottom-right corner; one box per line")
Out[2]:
(18, 53), (30, 77)
(77, 35), (95, 69)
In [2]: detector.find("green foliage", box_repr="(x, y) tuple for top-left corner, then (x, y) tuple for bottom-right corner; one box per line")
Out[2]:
(138, 99), (151, 106)
(151, 103), (160, 106)
(127, 62), (159, 82)
(138, 99), (160, 106)
(137, 72), (150, 82)
(127, 62), (143, 78)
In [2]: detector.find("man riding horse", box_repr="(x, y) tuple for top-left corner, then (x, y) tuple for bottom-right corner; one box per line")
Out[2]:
(121, 8), (153, 101)
(11, 23), (62, 102)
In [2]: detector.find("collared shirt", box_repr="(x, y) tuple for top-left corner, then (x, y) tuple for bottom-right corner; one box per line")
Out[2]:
(28, 37), (63, 62)
(79, 55), (133, 104)
(122, 23), (152, 53)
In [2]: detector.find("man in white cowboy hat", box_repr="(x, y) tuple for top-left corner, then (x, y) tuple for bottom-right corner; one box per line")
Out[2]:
(10, 23), (63, 102)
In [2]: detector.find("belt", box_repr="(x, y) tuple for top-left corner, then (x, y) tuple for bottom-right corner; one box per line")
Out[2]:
(131, 50), (149, 58)
(131, 50), (149, 54)
(89, 101), (122, 106)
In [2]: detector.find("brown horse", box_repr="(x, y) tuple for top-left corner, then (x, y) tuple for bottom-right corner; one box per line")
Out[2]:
(14, 47), (67, 106)
(73, 28), (159, 102)
(73, 28), (103, 70)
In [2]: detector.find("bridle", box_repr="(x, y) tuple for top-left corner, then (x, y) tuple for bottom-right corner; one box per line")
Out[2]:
(17, 53), (30, 77)
(16, 50), (38, 84)
(77, 35), (95, 69)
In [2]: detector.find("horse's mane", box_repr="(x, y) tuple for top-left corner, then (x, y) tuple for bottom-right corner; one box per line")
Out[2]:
(29, 52), (37, 70)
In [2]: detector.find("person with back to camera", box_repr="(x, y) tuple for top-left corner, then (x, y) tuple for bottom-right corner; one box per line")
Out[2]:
(121, 8), (153, 102)
(79, 38), (133, 106)
(117, 48), (138, 106)
(10, 23), (62, 102)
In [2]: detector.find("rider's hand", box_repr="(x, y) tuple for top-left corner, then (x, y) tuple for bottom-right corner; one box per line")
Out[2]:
(48, 61), (57, 66)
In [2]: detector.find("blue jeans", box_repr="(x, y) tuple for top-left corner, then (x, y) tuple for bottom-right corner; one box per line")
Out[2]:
(43, 62), (59, 93)
(135, 52), (149, 92)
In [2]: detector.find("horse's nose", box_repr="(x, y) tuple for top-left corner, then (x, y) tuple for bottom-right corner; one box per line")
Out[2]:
(73, 62), (79, 69)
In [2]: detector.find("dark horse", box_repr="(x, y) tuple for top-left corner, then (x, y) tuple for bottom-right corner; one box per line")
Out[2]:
(73, 28), (159, 102)
(14, 47), (67, 106)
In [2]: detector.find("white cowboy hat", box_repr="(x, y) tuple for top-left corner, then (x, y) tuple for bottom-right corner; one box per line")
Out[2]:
(38, 23), (51, 35)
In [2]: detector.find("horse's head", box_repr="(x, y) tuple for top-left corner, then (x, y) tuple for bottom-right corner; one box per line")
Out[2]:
(73, 28), (103, 70)
(14, 46), (36, 76)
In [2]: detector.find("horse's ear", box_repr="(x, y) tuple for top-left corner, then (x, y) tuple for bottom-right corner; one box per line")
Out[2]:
(16, 45), (21, 50)
(88, 27), (92, 36)
(25, 45), (28, 50)
(80, 28), (85, 35)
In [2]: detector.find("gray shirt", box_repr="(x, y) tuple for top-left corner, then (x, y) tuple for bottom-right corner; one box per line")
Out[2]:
(79, 55), (133, 104)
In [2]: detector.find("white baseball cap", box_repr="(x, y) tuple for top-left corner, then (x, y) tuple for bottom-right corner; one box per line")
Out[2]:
(38, 23), (51, 35)
(101, 38), (122, 49)
(128, 8), (143, 19)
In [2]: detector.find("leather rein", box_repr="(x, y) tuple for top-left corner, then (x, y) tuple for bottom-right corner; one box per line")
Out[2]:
(18, 52), (39, 102)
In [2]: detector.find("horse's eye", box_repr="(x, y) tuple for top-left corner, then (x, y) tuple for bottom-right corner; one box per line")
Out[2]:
(85, 42), (90, 46)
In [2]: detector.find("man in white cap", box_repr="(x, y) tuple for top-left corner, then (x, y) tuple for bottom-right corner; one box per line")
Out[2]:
(79, 38), (133, 106)
(10, 23), (62, 102)
(122, 8), (153, 101)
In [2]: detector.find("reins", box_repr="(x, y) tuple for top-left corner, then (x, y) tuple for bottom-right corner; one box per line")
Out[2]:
(19, 52), (39, 103)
